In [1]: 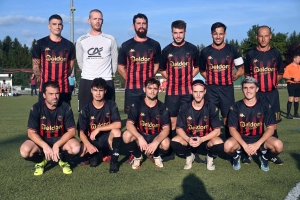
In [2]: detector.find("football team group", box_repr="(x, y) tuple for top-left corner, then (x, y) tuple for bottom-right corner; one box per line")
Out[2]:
(19, 9), (300, 175)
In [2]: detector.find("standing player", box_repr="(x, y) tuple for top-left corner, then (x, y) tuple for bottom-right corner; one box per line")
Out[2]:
(32, 14), (75, 105)
(118, 13), (161, 114)
(123, 78), (170, 169)
(244, 25), (284, 164)
(20, 81), (80, 175)
(76, 9), (118, 111)
(171, 80), (223, 170)
(283, 47), (300, 119)
(199, 22), (244, 139)
(78, 78), (122, 173)
(160, 20), (200, 151)
(224, 77), (283, 171)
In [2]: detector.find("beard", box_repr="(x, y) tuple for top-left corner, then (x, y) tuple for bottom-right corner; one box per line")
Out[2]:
(173, 37), (185, 46)
(135, 28), (147, 38)
(146, 95), (157, 101)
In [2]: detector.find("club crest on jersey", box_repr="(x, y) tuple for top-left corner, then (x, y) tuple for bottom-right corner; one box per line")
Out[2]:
(166, 107), (168, 111)
(239, 113), (245, 117)
(226, 55), (230, 61)
(64, 49), (69, 53)
(57, 115), (63, 122)
(106, 112), (110, 117)
(215, 107), (219, 112)
(187, 116), (192, 120)
(186, 52), (190, 58)
(208, 56), (213, 60)
(148, 49), (153, 53)
(253, 59), (259, 63)
(257, 112), (263, 118)
(168, 54), (173, 57)
(90, 116), (95, 120)
(45, 47), (50, 51)
(140, 112), (145, 116)
(129, 49), (135, 52)
(272, 58), (276, 63)
(156, 115), (161, 120)
(132, 104), (135, 107)
(40, 116), (46, 119)
(204, 116), (208, 121)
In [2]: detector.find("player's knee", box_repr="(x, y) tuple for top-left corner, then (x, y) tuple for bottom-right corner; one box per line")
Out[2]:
(273, 139), (283, 153)
(111, 128), (121, 137)
(20, 144), (31, 158)
(210, 137), (224, 145)
(70, 145), (81, 155)
(122, 130), (133, 143)
(224, 141), (234, 153)
(160, 137), (170, 150)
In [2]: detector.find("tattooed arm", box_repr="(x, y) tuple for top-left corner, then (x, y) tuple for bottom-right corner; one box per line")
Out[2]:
(32, 58), (41, 82)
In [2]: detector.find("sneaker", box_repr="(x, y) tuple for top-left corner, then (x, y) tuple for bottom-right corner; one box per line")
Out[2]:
(153, 156), (163, 168)
(232, 155), (241, 170)
(80, 156), (90, 166)
(89, 153), (100, 167)
(294, 113), (300, 118)
(242, 156), (252, 164)
(206, 154), (215, 170)
(149, 154), (155, 163)
(59, 160), (72, 174)
(259, 155), (269, 172)
(126, 154), (135, 164)
(286, 114), (293, 119)
(109, 161), (119, 173)
(132, 156), (142, 170)
(270, 156), (284, 165)
(184, 153), (195, 170)
(161, 152), (175, 162)
(34, 159), (48, 176)
(102, 155), (111, 163)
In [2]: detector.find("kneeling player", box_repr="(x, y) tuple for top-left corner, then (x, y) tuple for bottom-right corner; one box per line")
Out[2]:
(171, 80), (224, 170)
(224, 77), (283, 172)
(78, 78), (122, 173)
(123, 78), (170, 169)
(20, 81), (80, 175)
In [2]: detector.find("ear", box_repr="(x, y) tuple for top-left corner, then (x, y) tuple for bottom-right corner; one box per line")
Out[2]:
(269, 34), (272, 40)
(256, 87), (259, 92)
(88, 18), (91, 25)
(48, 24), (50, 30)
(143, 87), (145, 93)
(43, 93), (46, 99)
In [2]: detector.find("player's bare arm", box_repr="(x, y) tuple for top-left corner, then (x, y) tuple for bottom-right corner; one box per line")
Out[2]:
(146, 125), (170, 154)
(90, 121), (121, 140)
(160, 70), (168, 79)
(117, 64), (127, 80)
(79, 130), (98, 155)
(229, 127), (248, 149)
(192, 67), (200, 77)
(253, 124), (275, 149)
(153, 63), (160, 76)
(68, 59), (75, 76)
(200, 128), (221, 143)
(233, 65), (245, 81)
(28, 129), (53, 160)
(126, 121), (148, 151)
(277, 74), (283, 82)
(32, 58), (41, 81)
(200, 71), (207, 79)
(53, 127), (76, 148)
(176, 128), (191, 144)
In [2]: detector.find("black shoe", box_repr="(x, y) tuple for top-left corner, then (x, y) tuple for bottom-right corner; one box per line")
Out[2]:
(161, 152), (175, 162)
(109, 161), (119, 173)
(194, 153), (207, 163)
(286, 114), (293, 119)
(89, 153), (100, 167)
(270, 156), (284, 165)
(294, 113), (300, 118)
(242, 156), (252, 164)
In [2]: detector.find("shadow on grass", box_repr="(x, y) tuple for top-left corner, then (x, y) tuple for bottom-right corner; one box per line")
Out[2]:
(290, 153), (300, 170)
(175, 173), (213, 200)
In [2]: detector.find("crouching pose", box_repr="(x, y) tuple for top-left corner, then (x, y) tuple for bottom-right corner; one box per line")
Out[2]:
(123, 78), (170, 169)
(224, 77), (283, 172)
(171, 80), (224, 170)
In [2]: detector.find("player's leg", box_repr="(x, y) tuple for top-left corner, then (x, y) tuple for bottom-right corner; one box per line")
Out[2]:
(293, 84), (300, 118)
(105, 80), (116, 101)
(286, 83), (295, 119)
(60, 138), (80, 174)
(123, 130), (142, 169)
(152, 136), (170, 168)
(260, 136), (283, 171)
(124, 89), (144, 114)
(78, 79), (93, 112)
(107, 128), (122, 173)
(224, 137), (242, 170)
(205, 137), (224, 170)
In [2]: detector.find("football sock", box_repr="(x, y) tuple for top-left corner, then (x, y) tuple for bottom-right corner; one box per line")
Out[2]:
(287, 101), (292, 114)
(126, 141), (142, 158)
(171, 141), (191, 157)
(207, 143), (224, 157)
(25, 153), (44, 163)
(294, 102), (299, 115)
(111, 137), (122, 162)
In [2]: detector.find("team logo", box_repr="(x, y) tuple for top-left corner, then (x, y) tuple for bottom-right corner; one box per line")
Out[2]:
(132, 104), (135, 107)
(106, 112), (110, 118)
(204, 116), (208, 121)
(140, 112), (145, 116)
(87, 47), (103, 57)
(239, 113), (245, 117)
(168, 54), (173, 57)
(226, 55), (230, 61)
(40, 116), (46, 119)
(186, 52), (190, 58)
(208, 56), (213, 59)
(45, 47), (50, 51)
(57, 115), (63, 122)
(215, 107), (219, 112)
(166, 107), (168, 111)
(156, 115), (161, 120)
(230, 106), (233, 110)
(187, 116), (192, 120)
(272, 58), (276, 63)
(90, 116), (95, 120)
(148, 49), (153, 53)
(254, 59), (258, 63)
(269, 104), (272, 108)
(257, 112), (262, 118)
(64, 49), (69, 53)
(129, 49), (135, 52)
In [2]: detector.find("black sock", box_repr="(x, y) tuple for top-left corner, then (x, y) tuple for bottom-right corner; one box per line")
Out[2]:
(171, 141), (191, 157)
(294, 102), (299, 115)
(230, 149), (241, 158)
(111, 137), (122, 162)
(207, 143), (224, 157)
(61, 150), (76, 163)
(25, 153), (44, 163)
(125, 141), (141, 158)
(287, 101), (292, 114)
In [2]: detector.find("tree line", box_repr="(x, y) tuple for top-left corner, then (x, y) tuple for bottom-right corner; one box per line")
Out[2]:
(1, 25), (300, 86)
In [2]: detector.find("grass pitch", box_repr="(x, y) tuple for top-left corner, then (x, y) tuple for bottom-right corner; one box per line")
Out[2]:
(0, 89), (299, 200)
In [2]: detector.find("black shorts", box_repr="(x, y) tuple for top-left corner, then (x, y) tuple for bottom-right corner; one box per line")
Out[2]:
(164, 94), (192, 117)
(189, 140), (209, 153)
(140, 132), (159, 143)
(78, 79), (115, 111)
(29, 136), (63, 152)
(89, 133), (110, 150)
(287, 83), (300, 97)
(257, 89), (281, 123)
(39, 92), (71, 105)
(205, 84), (234, 118)
(241, 135), (262, 144)
(124, 89), (145, 114)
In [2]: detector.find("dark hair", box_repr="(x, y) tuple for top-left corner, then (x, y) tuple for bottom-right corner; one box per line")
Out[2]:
(192, 80), (206, 88)
(89, 9), (103, 19)
(91, 78), (106, 89)
(133, 13), (148, 24)
(242, 77), (259, 87)
(144, 77), (160, 87)
(42, 81), (59, 93)
(256, 25), (271, 35)
(49, 14), (63, 23)
(171, 20), (186, 31)
(211, 22), (226, 33)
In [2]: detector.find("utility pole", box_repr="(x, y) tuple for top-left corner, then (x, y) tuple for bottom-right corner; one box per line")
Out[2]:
(70, 0), (76, 74)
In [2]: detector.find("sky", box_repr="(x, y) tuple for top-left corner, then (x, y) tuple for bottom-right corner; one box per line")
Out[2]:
(0, 0), (300, 48)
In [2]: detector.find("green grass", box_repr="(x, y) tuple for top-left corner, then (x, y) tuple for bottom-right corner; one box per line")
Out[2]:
(0, 90), (299, 200)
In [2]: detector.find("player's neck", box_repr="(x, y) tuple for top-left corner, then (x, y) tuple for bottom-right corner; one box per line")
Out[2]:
(243, 97), (257, 107)
(257, 45), (270, 52)
(192, 99), (204, 110)
(90, 29), (102, 36)
(134, 35), (148, 42)
(212, 42), (225, 49)
(45, 101), (57, 110)
(172, 41), (186, 47)
(49, 34), (62, 42)
(92, 100), (105, 109)
(144, 97), (157, 107)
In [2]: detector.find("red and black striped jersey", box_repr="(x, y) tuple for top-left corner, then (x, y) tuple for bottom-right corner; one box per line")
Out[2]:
(78, 100), (121, 137)
(32, 36), (75, 93)
(245, 47), (284, 92)
(127, 99), (170, 135)
(118, 38), (161, 89)
(199, 44), (243, 85)
(228, 99), (276, 137)
(27, 101), (75, 138)
(176, 101), (220, 137)
(160, 42), (199, 95)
